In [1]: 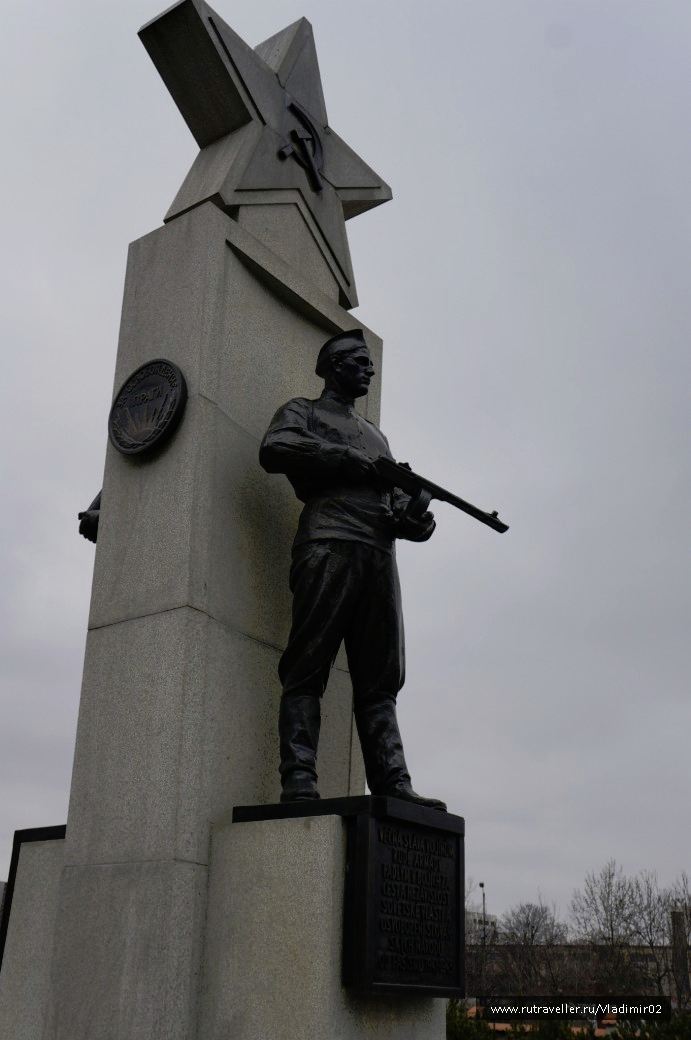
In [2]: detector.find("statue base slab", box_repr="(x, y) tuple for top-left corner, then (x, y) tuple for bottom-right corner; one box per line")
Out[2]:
(199, 809), (450, 1039)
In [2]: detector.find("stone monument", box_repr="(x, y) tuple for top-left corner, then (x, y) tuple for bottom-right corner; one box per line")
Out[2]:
(0, 2), (462, 1037)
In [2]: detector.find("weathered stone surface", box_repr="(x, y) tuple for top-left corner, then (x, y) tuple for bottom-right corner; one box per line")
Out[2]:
(322, 126), (395, 218)
(165, 122), (261, 221)
(274, 21), (328, 126)
(90, 397), (295, 643)
(0, 838), (64, 1040)
(139, 0), (256, 147)
(255, 18), (328, 125)
(205, 7), (292, 129)
(198, 816), (445, 1040)
(44, 860), (207, 1040)
(67, 606), (363, 868)
(65, 608), (277, 866)
(236, 202), (339, 300)
(89, 205), (381, 636)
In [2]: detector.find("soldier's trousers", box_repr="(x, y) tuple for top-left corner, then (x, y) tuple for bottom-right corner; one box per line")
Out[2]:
(278, 539), (411, 794)
(279, 540), (405, 707)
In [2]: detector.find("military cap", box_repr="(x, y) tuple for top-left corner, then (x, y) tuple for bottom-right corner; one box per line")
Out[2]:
(315, 329), (369, 376)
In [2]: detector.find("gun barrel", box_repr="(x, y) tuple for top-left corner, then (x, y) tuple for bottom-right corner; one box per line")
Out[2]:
(375, 457), (509, 534)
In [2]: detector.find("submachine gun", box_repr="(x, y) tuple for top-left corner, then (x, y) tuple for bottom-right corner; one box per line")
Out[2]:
(374, 456), (509, 535)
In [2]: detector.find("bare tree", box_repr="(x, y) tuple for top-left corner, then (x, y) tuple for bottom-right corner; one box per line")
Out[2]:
(494, 899), (570, 996)
(570, 859), (637, 946)
(569, 860), (661, 994)
(628, 870), (671, 997)
(501, 900), (568, 946)
(466, 875), (479, 907)
(467, 863), (691, 1003)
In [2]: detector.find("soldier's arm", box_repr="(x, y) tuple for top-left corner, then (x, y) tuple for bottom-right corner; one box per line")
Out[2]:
(259, 399), (377, 482)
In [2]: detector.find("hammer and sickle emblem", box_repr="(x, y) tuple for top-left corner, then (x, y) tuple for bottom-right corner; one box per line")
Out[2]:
(277, 99), (324, 193)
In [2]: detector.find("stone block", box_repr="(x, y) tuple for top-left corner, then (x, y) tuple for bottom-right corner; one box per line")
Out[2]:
(237, 202), (339, 302)
(198, 816), (445, 1039)
(0, 837), (65, 1040)
(89, 395), (298, 644)
(215, 214), (384, 437)
(165, 122), (262, 220)
(111, 202), (230, 398)
(139, 0), (252, 148)
(43, 859), (207, 1040)
(90, 205), (382, 637)
(66, 608), (278, 865)
(66, 607), (362, 868)
(322, 127), (393, 218)
(44, 184), (379, 1040)
(109, 203), (382, 441)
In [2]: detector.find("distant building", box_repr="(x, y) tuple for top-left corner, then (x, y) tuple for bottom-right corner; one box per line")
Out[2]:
(465, 909), (498, 943)
(465, 938), (690, 1011)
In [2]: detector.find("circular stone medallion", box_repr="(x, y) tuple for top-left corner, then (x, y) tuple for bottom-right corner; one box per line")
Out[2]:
(108, 359), (187, 456)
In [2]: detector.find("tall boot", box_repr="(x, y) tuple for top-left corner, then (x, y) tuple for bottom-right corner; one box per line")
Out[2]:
(278, 694), (321, 802)
(354, 697), (447, 812)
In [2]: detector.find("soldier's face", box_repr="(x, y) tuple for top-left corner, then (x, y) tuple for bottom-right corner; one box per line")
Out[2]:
(332, 349), (375, 398)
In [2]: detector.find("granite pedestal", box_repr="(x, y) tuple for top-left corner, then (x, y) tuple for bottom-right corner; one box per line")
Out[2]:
(199, 806), (450, 1040)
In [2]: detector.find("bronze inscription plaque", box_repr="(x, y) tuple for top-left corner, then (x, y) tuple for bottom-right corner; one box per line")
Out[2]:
(344, 802), (464, 997)
(108, 359), (187, 456)
(375, 821), (458, 983)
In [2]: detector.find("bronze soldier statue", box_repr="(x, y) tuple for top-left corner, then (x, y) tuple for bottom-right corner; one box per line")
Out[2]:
(260, 329), (446, 811)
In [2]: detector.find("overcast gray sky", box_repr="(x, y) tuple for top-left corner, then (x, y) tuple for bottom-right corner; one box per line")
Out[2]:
(1, 0), (689, 921)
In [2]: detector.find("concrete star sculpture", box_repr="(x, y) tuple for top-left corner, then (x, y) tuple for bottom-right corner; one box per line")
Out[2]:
(139, 0), (392, 308)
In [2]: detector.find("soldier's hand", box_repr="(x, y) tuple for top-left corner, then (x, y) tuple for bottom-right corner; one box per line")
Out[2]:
(395, 510), (436, 543)
(78, 509), (100, 544)
(341, 447), (379, 483)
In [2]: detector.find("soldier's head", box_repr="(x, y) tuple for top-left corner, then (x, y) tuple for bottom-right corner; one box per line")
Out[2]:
(315, 329), (375, 399)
